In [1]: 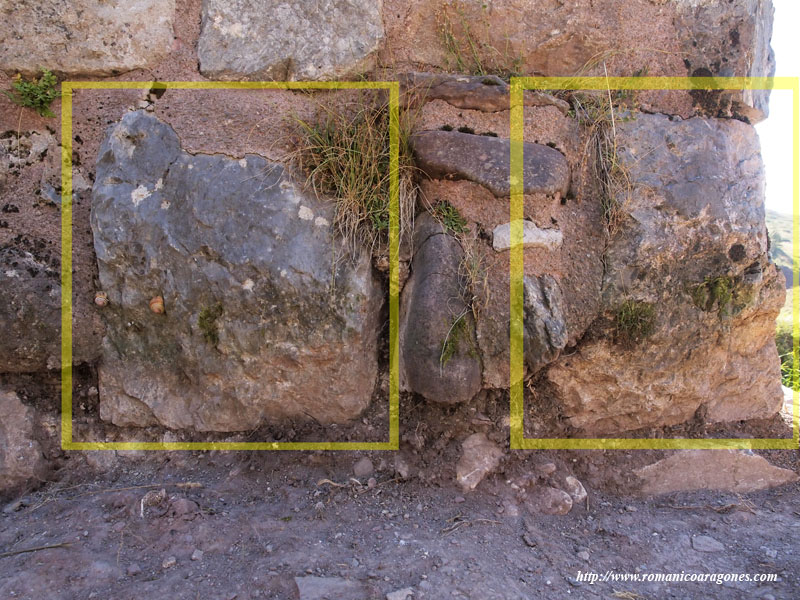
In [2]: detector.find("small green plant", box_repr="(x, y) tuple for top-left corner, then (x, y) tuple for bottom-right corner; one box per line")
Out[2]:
(439, 232), (488, 370)
(4, 69), (60, 118)
(433, 201), (469, 235)
(776, 319), (798, 390)
(440, 310), (478, 369)
(459, 236), (489, 320)
(690, 275), (735, 318)
(293, 95), (416, 254)
(614, 299), (656, 345)
(198, 303), (224, 346)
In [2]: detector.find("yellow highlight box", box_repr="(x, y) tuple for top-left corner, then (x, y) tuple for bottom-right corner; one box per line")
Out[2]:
(60, 80), (400, 451)
(509, 76), (800, 450)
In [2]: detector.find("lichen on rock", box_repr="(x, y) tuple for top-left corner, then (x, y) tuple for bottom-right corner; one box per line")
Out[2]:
(198, 0), (384, 80)
(546, 113), (784, 433)
(91, 111), (382, 431)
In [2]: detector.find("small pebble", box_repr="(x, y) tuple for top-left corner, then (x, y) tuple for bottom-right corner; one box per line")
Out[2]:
(126, 564), (141, 576)
(353, 457), (374, 478)
(162, 556), (177, 569)
(191, 549), (204, 561)
(3, 500), (23, 514)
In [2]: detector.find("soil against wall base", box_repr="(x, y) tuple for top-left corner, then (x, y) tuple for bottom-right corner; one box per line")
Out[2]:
(2, 364), (799, 598)
(1, 447), (799, 599)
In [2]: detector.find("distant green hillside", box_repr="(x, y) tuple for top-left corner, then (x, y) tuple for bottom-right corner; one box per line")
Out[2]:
(767, 210), (797, 388)
(766, 209), (793, 289)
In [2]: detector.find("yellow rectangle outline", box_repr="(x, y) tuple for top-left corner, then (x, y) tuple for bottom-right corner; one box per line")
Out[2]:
(60, 80), (400, 451)
(509, 76), (800, 450)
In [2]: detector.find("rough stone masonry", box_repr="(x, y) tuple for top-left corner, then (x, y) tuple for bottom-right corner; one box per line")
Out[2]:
(0, 0), (794, 500)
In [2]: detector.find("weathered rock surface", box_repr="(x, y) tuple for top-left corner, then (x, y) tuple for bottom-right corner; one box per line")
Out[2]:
(471, 271), (569, 390)
(547, 113), (784, 433)
(198, 0), (384, 80)
(399, 213), (482, 404)
(675, 0), (775, 121)
(91, 111), (382, 431)
(492, 222), (563, 252)
(0, 132), (101, 372)
(400, 73), (570, 114)
(0, 389), (45, 499)
(0, 0), (175, 76)
(634, 450), (798, 496)
(410, 130), (570, 198)
(563, 475), (588, 505)
(0, 241), (80, 372)
(523, 275), (568, 375)
(383, 0), (773, 120)
(526, 486), (573, 516)
(456, 432), (504, 491)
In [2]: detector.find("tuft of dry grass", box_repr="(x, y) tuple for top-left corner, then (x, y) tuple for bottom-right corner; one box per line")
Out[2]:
(458, 232), (489, 322)
(292, 94), (417, 256)
(569, 65), (634, 237)
(436, 0), (524, 79)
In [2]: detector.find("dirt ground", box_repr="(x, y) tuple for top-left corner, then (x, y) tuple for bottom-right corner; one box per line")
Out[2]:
(1, 443), (798, 600)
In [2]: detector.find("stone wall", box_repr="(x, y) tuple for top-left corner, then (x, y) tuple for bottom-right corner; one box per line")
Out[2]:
(0, 0), (789, 497)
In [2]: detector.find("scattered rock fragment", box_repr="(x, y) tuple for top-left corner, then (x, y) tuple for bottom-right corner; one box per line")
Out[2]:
(563, 476), (587, 505)
(0, 389), (46, 499)
(394, 455), (411, 479)
(535, 462), (557, 477)
(294, 576), (368, 600)
(491, 222), (563, 252)
(353, 457), (374, 479)
(456, 433), (504, 491)
(386, 588), (414, 600)
(168, 497), (199, 520)
(634, 450), (799, 496)
(692, 535), (725, 553)
(527, 486), (573, 516)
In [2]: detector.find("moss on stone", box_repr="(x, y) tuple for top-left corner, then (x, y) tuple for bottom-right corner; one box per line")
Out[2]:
(198, 303), (224, 346)
(690, 275), (735, 317)
(440, 312), (478, 367)
(614, 299), (656, 345)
